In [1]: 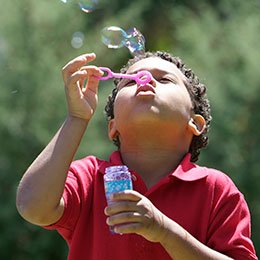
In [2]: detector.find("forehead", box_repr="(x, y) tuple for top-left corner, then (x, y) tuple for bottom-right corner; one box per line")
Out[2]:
(126, 57), (185, 79)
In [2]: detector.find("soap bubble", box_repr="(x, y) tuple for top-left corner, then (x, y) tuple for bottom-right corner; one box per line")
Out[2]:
(60, 0), (102, 13)
(78, 0), (99, 13)
(101, 26), (145, 56)
(101, 26), (128, 49)
(124, 28), (145, 56)
(71, 31), (85, 49)
(60, 0), (73, 3)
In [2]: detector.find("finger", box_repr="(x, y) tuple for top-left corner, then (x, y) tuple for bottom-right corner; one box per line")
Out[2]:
(104, 201), (139, 216)
(66, 66), (102, 92)
(82, 66), (104, 93)
(114, 222), (143, 235)
(107, 212), (142, 226)
(80, 65), (104, 80)
(62, 53), (96, 82)
(80, 65), (103, 75)
(66, 70), (88, 91)
(111, 190), (143, 202)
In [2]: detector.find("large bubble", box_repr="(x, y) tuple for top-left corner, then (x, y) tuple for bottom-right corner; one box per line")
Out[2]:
(101, 26), (145, 56)
(101, 26), (128, 49)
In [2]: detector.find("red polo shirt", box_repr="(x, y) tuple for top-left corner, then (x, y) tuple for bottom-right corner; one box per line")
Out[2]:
(45, 152), (257, 260)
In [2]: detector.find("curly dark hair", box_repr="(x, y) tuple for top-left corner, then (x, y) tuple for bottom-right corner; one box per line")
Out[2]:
(104, 51), (212, 162)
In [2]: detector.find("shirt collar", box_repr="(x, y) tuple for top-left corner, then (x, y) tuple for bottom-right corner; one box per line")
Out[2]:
(99, 151), (208, 182)
(99, 151), (123, 174)
(170, 153), (208, 181)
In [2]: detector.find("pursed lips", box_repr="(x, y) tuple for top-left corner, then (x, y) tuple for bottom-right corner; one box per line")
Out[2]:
(135, 84), (156, 96)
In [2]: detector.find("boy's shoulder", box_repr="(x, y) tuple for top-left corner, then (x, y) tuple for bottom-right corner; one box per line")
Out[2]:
(174, 154), (236, 189)
(200, 165), (233, 182)
(196, 164), (242, 197)
(69, 154), (107, 175)
(69, 151), (124, 175)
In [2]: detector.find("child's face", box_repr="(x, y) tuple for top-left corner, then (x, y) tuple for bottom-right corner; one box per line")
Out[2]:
(108, 57), (194, 140)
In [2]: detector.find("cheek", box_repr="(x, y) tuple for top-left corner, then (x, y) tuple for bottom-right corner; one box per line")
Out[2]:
(161, 89), (192, 116)
(113, 91), (131, 118)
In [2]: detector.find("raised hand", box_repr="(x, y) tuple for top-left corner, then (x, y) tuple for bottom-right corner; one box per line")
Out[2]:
(62, 53), (103, 121)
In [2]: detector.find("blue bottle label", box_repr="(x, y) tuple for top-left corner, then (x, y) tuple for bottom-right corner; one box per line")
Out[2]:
(105, 179), (133, 204)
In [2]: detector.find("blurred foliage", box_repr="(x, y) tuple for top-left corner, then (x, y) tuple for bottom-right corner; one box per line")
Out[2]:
(0, 0), (259, 259)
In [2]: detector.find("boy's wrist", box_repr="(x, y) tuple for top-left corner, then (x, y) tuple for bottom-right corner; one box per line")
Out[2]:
(66, 114), (90, 125)
(157, 214), (180, 246)
(148, 212), (172, 244)
(156, 216), (189, 259)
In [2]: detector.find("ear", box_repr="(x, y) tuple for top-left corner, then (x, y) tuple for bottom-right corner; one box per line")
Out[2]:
(188, 114), (206, 136)
(108, 119), (119, 140)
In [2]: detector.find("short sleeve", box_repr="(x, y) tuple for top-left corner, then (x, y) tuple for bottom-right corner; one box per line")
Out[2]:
(43, 170), (82, 241)
(44, 158), (96, 243)
(207, 174), (257, 259)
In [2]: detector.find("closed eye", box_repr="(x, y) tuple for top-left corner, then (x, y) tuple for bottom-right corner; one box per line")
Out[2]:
(119, 80), (136, 89)
(159, 77), (177, 84)
(125, 80), (136, 86)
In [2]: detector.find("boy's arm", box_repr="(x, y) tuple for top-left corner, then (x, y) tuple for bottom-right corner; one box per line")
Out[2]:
(16, 117), (88, 226)
(16, 53), (103, 226)
(159, 215), (233, 260)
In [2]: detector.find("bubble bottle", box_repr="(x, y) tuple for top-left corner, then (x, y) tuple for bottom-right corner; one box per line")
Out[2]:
(104, 165), (133, 206)
(104, 165), (133, 233)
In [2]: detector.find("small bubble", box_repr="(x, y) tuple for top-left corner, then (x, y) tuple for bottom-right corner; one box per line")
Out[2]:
(79, 0), (99, 13)
(60, 0), (71, 3)
(60, 0), (102, 13)
(71, 31), (85, 49)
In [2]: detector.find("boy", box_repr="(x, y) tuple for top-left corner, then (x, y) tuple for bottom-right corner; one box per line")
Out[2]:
(16, 51), (258, 259)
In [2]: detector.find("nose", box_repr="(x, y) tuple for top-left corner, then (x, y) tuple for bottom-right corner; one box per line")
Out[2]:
(137, 71), (156, 87)
(140, 75), (156, 88)
(148, 76), (156, 88)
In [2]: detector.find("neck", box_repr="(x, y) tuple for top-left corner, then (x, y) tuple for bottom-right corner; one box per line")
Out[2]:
(115, 121), (192, 188)
(121, 149), (186, 189)
(120, 138), (188, 189)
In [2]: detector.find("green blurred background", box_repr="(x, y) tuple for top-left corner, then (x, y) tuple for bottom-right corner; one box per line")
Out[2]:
(0, 0), (259, 259)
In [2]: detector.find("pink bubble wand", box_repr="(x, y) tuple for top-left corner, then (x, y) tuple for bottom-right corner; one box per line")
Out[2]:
(96, 67), (152, 85)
